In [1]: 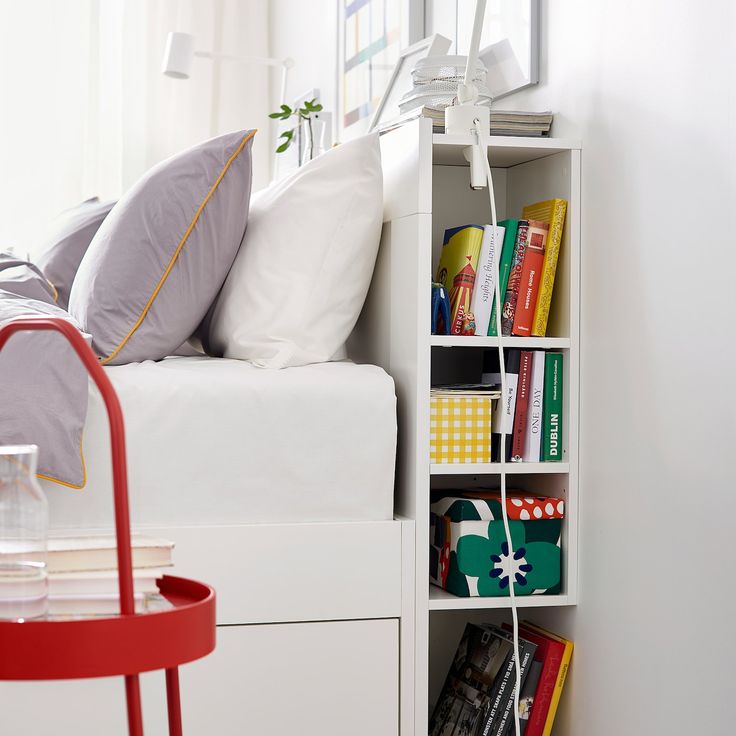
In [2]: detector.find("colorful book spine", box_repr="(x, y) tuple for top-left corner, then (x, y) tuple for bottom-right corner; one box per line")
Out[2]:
(535, 631), (573, 736)
(500, 221), (529, 336)
(512, 624), (566, 736)
(512, 220), (549, 336)
(435, 225), (484, 335)
(521, 199), (568, 337)
(522, 351), (545, 462)
(542, 353), (563, 462)
(488, 219), (520, 336)
(471, 224), (506, 336)
(511, 351), (533, 461)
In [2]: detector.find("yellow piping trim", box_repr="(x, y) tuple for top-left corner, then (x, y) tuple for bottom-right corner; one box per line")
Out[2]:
(100, 129), (257, 365)
(37, 432), (87, 490)
(47, 279), (59, 304)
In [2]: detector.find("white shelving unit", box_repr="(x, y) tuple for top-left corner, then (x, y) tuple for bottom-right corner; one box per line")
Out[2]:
(349, 118), (581, 736)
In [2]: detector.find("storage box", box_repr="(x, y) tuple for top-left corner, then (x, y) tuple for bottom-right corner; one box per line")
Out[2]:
(429, 491), (564, 597)
(429, 393), (497, 464)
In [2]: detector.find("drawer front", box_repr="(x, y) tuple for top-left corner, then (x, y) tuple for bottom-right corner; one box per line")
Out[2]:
(145, 520), (404, 625)
(0, 619), (399, 736)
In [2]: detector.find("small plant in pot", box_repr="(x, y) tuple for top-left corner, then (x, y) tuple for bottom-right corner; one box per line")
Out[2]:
(269, 97), (324, 163)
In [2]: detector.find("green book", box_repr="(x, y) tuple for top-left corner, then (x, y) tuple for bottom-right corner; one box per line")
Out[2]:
(542, 352), (563, 461)
(488, 219), (520, 336)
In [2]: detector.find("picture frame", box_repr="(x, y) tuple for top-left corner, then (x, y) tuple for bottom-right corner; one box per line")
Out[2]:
(336, 0), (424, 141)
(426, 0), (540, 100)
(368, 33), (452, 132)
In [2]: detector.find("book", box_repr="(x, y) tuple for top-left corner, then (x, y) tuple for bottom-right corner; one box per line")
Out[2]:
(494, 638), (538, 736)
(471, 224), (506, 335)
(429, 623), (513, 736)
(478, 625), (537, 736)
(542, 353), (563, 462)
(488, 220), (520, 336)
(436, 225), (485, 335)
(520, 623), (573, 736)
(503, 623), (564, 736)
(522, 351), (545, 462)
(36, 535), (175, 573)
(386, 107), (554, 137)
(491, 349), (520, 462)
(511, 220), (549, 336)
(511, 351), (533, 461)
(48, 569), (164, 597)
(521, 200), (568, 337)
(500, 221), (529, 336)
(517, 660), (543, 734)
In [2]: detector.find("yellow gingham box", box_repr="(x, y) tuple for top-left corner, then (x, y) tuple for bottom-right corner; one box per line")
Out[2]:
(430, 394), (495, 464)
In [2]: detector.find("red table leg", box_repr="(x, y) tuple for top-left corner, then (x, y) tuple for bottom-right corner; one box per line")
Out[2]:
(126, 674), (144, 736)
(166, 667), (183, 736)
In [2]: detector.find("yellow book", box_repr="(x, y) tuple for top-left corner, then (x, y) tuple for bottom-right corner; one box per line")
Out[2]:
(521, 199), (567, 337)
(523, 621), (574, 736)
(436, 225), (484, 334)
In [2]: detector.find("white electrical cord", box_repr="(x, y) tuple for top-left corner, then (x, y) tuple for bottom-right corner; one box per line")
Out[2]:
(473, 123), (523, 736)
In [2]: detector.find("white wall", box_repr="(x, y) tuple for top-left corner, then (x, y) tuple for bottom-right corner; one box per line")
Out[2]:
(508, 2), (736, 734)
(270, 1), (736, 734)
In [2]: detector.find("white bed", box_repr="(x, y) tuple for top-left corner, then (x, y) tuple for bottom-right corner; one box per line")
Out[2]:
(12, 355), (413, 736)
(44, 356), (396, 529)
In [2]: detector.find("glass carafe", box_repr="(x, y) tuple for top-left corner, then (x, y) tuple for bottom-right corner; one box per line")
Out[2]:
(0, 445), (48, 620)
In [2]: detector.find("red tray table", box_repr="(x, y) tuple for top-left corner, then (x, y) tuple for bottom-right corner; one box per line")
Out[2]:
(0, 318), (216, 735)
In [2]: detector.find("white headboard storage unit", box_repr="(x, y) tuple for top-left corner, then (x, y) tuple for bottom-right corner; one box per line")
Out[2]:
(349, 117), (582, 735)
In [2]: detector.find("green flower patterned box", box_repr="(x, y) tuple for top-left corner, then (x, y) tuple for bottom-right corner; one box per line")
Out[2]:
(430, 491), (564, 597)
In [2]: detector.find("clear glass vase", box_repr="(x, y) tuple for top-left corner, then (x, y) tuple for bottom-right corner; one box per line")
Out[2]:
(0, 445), (48, 620)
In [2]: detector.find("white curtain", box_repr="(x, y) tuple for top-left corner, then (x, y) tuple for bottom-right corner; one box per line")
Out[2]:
(0, 0), (270, 259)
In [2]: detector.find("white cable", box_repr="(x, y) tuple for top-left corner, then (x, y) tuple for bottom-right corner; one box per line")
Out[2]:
(473, 123), (522, 736)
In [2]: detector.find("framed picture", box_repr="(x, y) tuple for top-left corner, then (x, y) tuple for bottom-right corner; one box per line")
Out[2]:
(336, 0), (424, 141)
(368, 33), (451, 132)
(426, 0), (540, 100)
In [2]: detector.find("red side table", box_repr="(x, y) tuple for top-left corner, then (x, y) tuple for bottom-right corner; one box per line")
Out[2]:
(0, 318), (216, 736)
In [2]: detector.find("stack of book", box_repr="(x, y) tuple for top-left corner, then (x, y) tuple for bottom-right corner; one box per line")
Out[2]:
(485, 348), (563, 463)
(388, 107), (554, 137)
(433, 199), (568, 338)
(45, 534), (174, 616)
(430, 621), (573, 736)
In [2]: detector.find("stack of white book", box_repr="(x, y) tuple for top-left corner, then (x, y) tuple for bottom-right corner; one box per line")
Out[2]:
(46, 535), (174, 616)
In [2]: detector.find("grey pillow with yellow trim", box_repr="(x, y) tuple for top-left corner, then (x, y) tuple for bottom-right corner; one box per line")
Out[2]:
(69, 129), (256, 365)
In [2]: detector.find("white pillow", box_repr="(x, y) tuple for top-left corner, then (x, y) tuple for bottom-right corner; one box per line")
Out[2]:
(206, 133), (383, 368)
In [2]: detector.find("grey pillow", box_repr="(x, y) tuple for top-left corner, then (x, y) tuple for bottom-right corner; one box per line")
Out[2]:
(0, 289), (89, 488)
(69, 129), (256, 365)
(0, 253), (56, 304)
(36, 198), (115, 310)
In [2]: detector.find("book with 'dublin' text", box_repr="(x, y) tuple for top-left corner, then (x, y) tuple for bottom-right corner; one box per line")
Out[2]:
(542, 353), (563, 462)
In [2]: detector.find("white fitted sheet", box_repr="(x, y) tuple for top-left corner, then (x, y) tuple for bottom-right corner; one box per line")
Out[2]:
(44, 357), (396, 529)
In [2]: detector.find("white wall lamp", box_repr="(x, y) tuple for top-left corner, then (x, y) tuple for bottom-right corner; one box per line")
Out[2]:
(161, 31), (294, 108)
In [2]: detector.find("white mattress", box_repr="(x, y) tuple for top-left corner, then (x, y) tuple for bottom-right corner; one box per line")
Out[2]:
(44, 357), (396, 529)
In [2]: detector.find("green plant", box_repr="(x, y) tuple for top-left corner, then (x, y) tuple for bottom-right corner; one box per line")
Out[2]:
(269, 97), (323, 158)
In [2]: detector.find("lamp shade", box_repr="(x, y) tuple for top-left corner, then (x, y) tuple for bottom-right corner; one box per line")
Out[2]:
(162, 32), (195, 79)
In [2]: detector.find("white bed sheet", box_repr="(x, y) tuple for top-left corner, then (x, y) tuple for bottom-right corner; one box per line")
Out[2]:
(44, 357), (396, 529)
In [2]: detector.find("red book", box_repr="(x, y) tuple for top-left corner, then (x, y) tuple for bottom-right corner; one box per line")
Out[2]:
(512, 220), (549, 336)
(511, 351), (533, 461)
(503, 623), (565, 736)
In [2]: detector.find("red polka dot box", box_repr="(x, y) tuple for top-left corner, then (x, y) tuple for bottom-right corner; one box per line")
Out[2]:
(429, 491), (564, 597)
